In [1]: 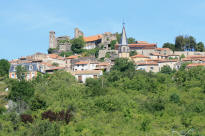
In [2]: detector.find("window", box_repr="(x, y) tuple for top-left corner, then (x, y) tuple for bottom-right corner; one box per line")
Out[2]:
(13, 66), (17, 71)
(32, 72), (35, 77)
(29, 65), (33, 70)
(12, 74), (15, 78)
(94, 75), (97, 78)
(123, 47), (126, 52)
(150, 67), (154, 70)
(78, 75), (82, 83)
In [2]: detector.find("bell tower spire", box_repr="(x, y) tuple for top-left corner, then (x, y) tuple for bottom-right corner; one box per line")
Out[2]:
(118, 22), (130, 58)
(120, 22), (128, 45)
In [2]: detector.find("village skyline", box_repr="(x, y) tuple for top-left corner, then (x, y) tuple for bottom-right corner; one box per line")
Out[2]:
(1, 0), (205, 59)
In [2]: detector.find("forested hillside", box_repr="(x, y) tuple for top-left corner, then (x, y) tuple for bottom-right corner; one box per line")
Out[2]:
(0, 58), (205, 135)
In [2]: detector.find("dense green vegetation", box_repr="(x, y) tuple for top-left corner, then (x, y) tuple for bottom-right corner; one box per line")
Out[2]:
(0, 59), (10, 77)
(0, 58), (205, 135)
(163, 35), (205, 51)
(71, 36), (85, 54)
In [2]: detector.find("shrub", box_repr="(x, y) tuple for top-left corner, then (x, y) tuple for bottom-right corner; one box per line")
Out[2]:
(20, 114), (33, 123)
(170, 93), (180, 103)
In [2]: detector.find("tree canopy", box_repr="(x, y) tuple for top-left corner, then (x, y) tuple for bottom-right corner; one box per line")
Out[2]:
(1, 63), (205, 135)
(0, 59), (10, 77)
(163, 35), (204, 52)
(71, 36), (85, 54)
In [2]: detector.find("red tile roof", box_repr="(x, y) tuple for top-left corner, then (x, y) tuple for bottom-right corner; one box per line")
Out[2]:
(97, 62), (110, 66)
(46, 67), (65, 71)
(115, 43), (157, 49)
(156, 48), (170, 51)
(131, 54), (149, 58)
(136, 41), (149, 44)
(187, 55), (205, 58)
(187, 63), (205, 67)
(83, 35), (103, 42)
(40, 62), (52, 67)
(137, 62), (158, 66)
(47, 54), (59, 59)
(66, 55), (80, 59)
(75, 61), (89, 65)
(73, 70), (102, 75)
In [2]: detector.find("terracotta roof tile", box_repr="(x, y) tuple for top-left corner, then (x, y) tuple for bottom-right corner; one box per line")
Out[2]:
(75, 61), (89, 65)
(46, 67), (65, 70)
(83, 34), (103, 42)
(74, 70), (102, 75)
(48, 54), (59, 59)
(187, 63), (205, 67)
(66, 55), (80, 59)
(40, 62), (52, 67)
(187, 55), (205, 58)
(131, 54), (149, 58)
(137, 62), (158, 66)
(97, 62), (110, 66)
(156, 48), (170, 51)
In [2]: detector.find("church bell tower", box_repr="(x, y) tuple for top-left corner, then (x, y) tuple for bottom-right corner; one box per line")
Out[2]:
(119, 23), (130, 58)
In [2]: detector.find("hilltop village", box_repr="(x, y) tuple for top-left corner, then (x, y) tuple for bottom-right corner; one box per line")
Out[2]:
(9, 25), (205, 82)
(2, 25), (205, 135)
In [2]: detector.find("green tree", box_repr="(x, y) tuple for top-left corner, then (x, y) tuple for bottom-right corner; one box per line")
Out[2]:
(9, 80), (34, 102)
(0, 59), (10, 77)
(129, 51), (137, 56)
(109, 40), (117, 49)
(16, 65), (27, 80)
(175, 35), (185, 51)
(59, 51), (73, 57)
(187, 36), (196, 50)
(112, 58), (135, 72)
(160, 65), (173, 74)
(162, 42), (175, 51)
(71, 36), (85, 54)
(170, 93), (180, 103)
(52, 62), (59, 67)
(195, 42), (204, 52)
(30, 120), (60, 136)
(175, 35), (197, 51)
(127, 37), (135, 44)
(48, 48), (57, 54)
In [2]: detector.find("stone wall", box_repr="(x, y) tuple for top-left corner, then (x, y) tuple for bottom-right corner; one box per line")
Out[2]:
(173, 51), (205, 57)
(74, 28), (84, 38)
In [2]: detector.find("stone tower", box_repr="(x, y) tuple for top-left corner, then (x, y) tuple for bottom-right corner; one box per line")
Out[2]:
(74, 28), (84, 38)
(49, 31), (57, 49)
(119, 23), (130, 58)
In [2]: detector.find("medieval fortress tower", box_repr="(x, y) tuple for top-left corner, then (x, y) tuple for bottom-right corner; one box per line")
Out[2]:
(49, 28), (117, 53)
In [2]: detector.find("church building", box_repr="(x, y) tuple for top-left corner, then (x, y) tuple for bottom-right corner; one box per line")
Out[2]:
(118, 24), (130, 58)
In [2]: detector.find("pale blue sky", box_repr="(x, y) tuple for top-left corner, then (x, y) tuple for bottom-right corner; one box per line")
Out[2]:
(1, 0), (205, 60)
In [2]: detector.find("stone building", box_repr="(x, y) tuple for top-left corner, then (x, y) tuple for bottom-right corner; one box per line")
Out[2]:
(118, 24), (130, 58)
(9, 63), (41, 80)
(49, 31), (57, 49)
(49, 31), (72, 52)
(74, 28), (84, 38)
(82, 31), (117, 49)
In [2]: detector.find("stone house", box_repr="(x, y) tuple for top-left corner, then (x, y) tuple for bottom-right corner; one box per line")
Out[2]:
(95, 62), (111, 72)
(136, 62), (159, 73)
(49, 31), (72, 52)
(131, 54), (150, 63)
(73, 70), (103, 83)
(83, 32), (117, 50)
(9, 63), (40, 80)
(73, 61), (98, 71)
